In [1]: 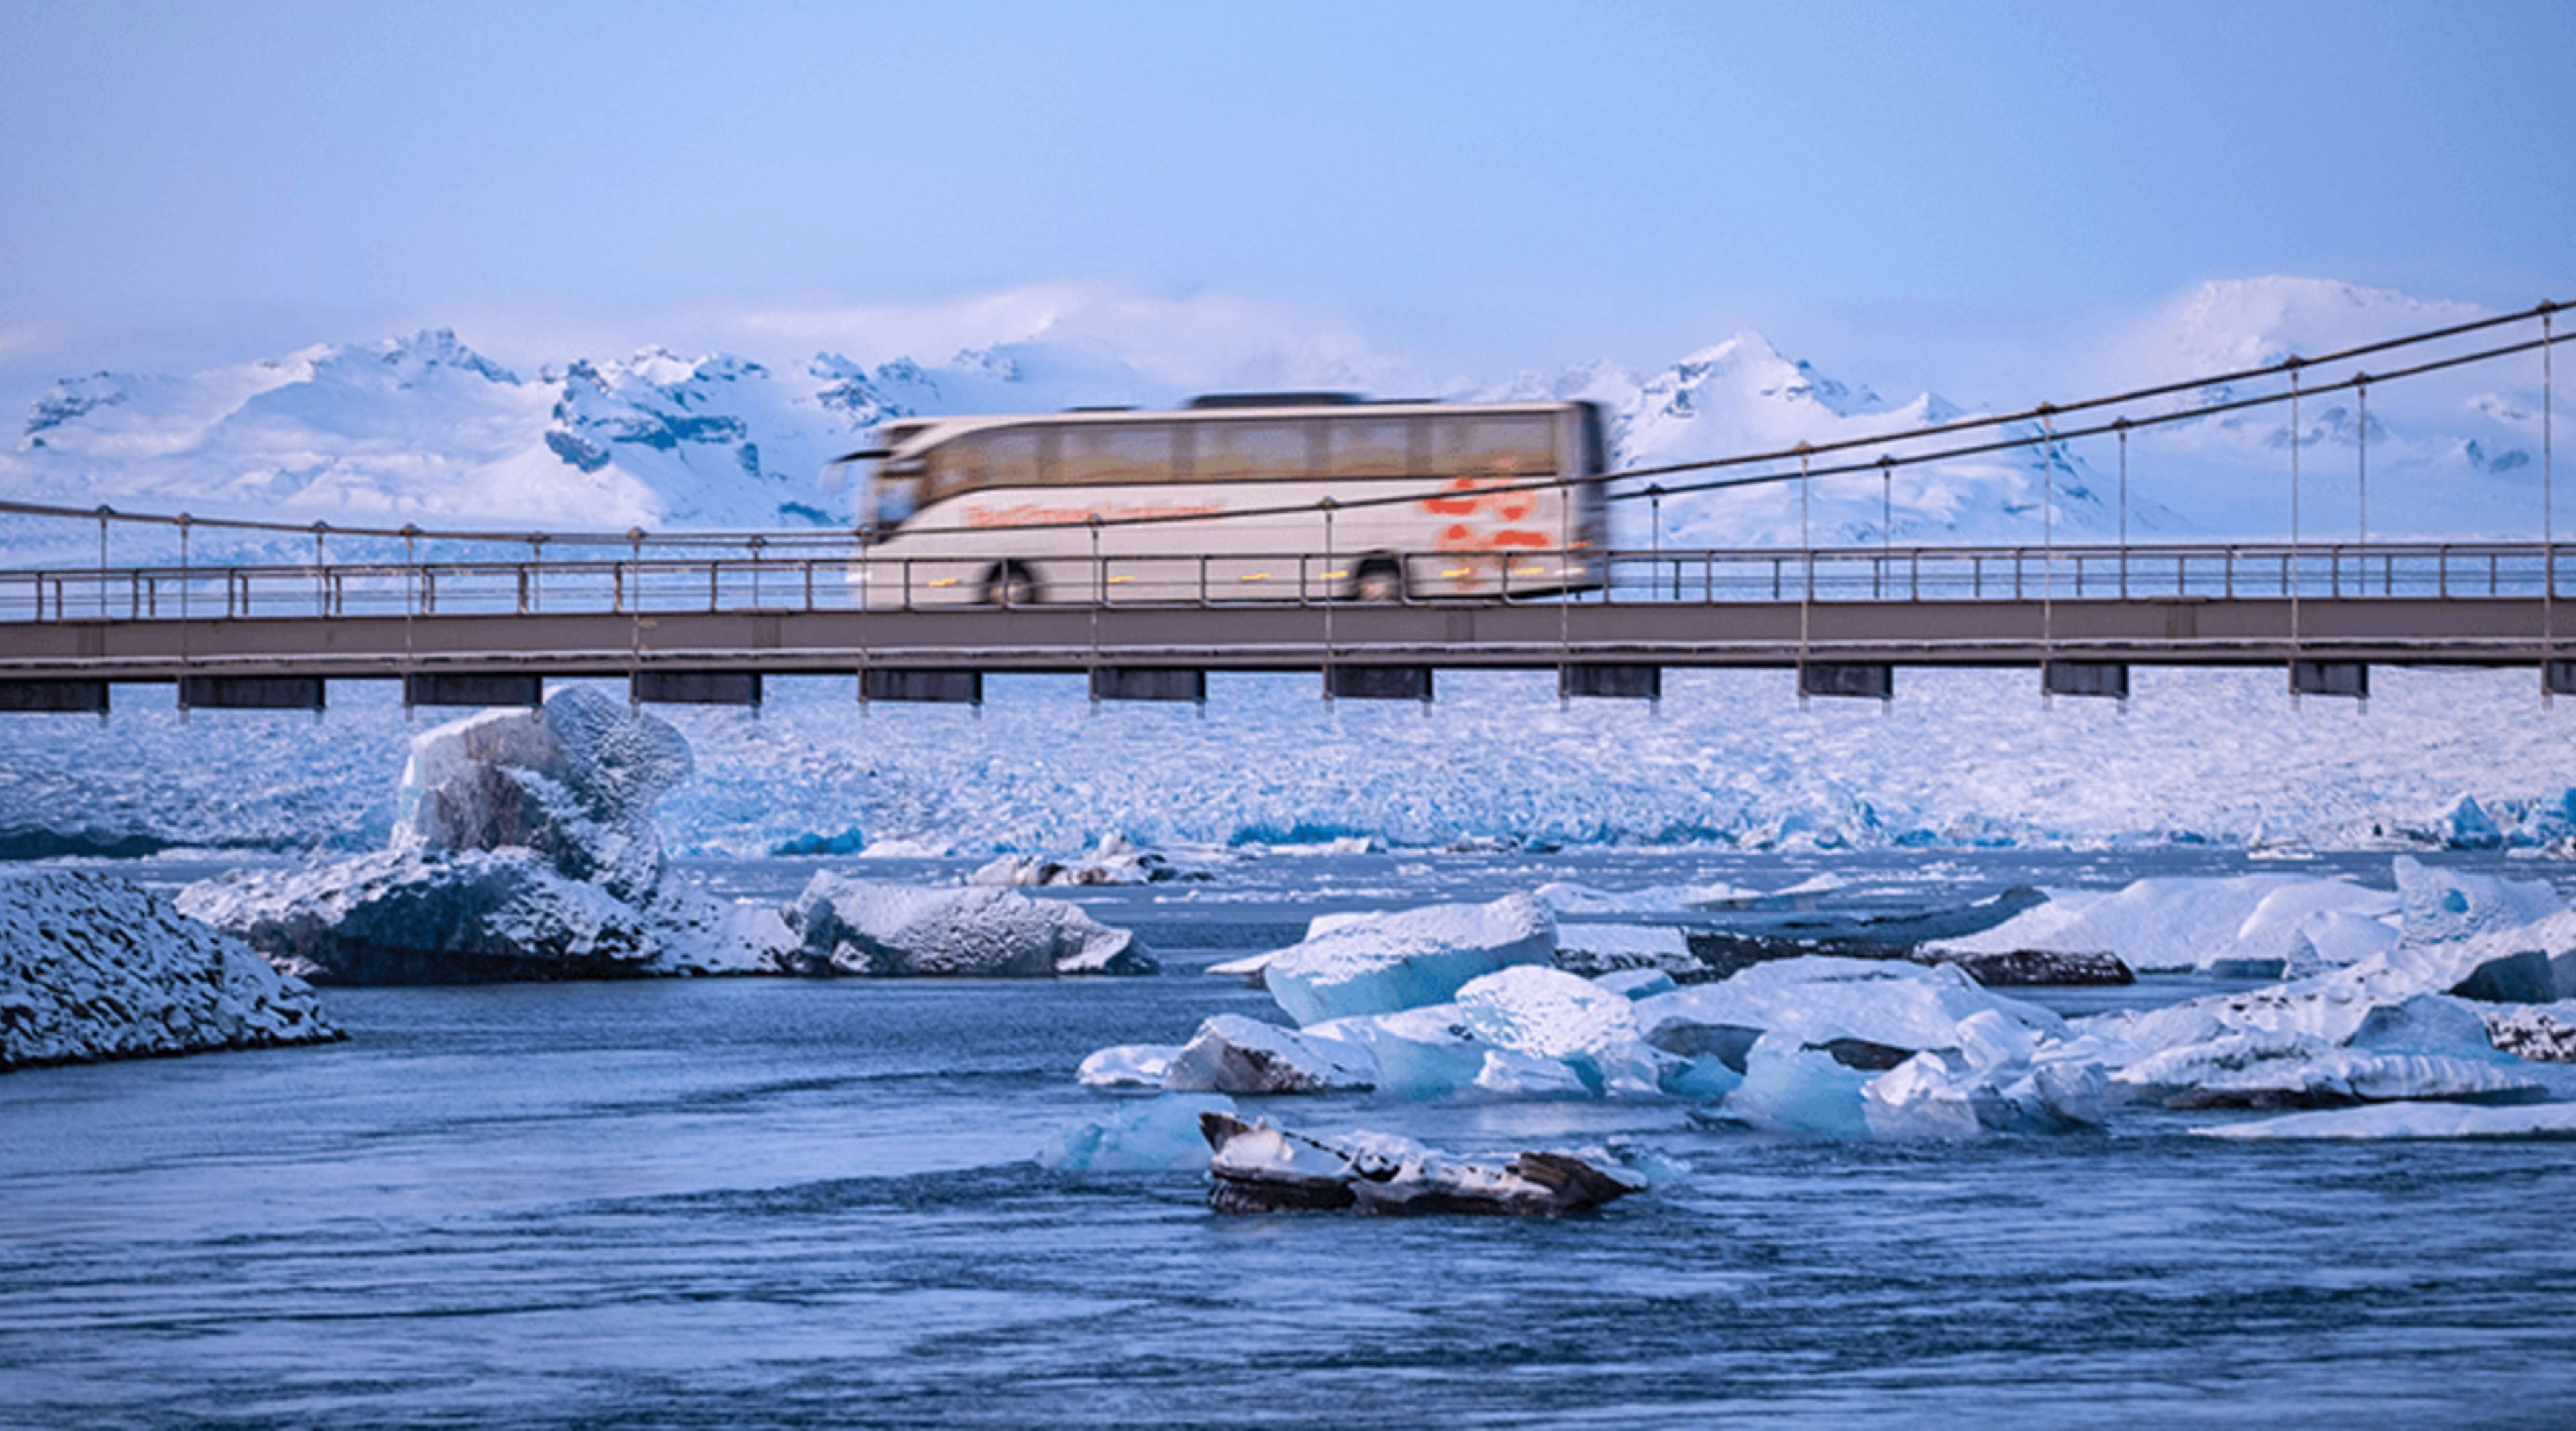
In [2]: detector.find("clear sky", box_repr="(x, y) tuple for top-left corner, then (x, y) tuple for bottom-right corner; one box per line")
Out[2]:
(1, 0), (2568, 402)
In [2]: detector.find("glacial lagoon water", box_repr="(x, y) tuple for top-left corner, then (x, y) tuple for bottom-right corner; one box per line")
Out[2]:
(5, 849), (2576, 1428)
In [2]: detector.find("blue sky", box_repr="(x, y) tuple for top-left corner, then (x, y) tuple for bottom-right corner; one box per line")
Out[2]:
(1, 0), (2568, 401)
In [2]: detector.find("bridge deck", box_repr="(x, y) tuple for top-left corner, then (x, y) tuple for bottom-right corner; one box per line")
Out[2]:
(0, 543), (2565, 684)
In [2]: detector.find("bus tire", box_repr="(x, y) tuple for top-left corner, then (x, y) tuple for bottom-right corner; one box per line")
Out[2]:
(1351, 557), (1405, 602)
(983, 561), (1042, 606)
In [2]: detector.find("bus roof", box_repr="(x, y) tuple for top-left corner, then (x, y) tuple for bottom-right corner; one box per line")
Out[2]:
(875, 398), (1592, 458)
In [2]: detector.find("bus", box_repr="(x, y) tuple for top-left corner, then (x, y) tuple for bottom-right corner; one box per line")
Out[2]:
(828, 394), (1610, 607)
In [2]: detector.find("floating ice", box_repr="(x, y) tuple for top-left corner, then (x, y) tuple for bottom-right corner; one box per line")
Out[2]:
(1723, 1033), (1876, 1137)
(2112, 1030), (2542, 1110)
(398, 686), (692, 903)
(1454, 965), (1670, 1096)
(1198, 1110), (1642, 1216)
(1260, 894), (1556, 1026)
(2193, 1100), (2576, 1141)
(1532, 880), (1758, 915)
(1302, 1004), (1489, 1096)
(1161, 1014), (1377, 1094)
(781, 873), (1154, 977)
(1076, 1043), (1177, 1091)
(1632, 955), (2068, 1058)
(2487, 1004), (2576, 1063)
(1038, 1093), (1239, 1171)
(2, 871), (339, 1069)
(1551, 922), (1699, 978)
(181, 686), (734, 983)
(180, 847), (663, 983)
(1921, 874), (2398, 977)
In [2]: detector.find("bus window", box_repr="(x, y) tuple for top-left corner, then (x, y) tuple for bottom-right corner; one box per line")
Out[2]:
(1328, 417), (1412, 478)
(930, 427), (1041, 499)
(1057, 423), (1175, 486)
(1430, 415), (1556, 478)
(1194, 421), (1316, 482)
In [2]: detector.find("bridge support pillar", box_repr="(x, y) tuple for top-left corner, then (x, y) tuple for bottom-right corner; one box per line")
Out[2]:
(1326, 665), (1433, 701)
(1090, 667), (1206, 703)
(2042, 661), (2129, 699)
(180, 676), (323, 711)
(861, 668), (982, 704)
(0, 678), (109, 714)
(1559, 663), (1660, 700)
(403, 672), (545, 708)
(632, 670), (762, 706)
(2290, 660), (2368, 699)
(2548, 660), (2576, 697)
(1799, 663), (1892, 700)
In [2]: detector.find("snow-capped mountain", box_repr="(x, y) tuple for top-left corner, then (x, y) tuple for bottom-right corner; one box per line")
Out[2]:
(3, 277), (2557, 562)
(1484, 331), (2170, 548)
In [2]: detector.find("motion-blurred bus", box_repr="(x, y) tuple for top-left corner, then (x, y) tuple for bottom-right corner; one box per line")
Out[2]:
(828, 394), (1609, 606)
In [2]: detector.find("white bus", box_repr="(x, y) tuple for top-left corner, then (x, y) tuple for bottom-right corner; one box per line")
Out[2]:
(829, 394), (1610, 606)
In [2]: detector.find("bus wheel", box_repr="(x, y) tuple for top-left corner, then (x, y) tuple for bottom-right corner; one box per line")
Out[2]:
(1352, 558), (1405, 602)
(983, 561), (1042, 606)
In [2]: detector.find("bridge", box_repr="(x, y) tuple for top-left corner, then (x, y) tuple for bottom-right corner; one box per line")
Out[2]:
(0, 303), (2563, 712)
(0, 539), (2567, 710)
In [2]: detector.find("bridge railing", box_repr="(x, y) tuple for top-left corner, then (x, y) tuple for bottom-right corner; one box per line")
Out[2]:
(0, 541), (2567, 623)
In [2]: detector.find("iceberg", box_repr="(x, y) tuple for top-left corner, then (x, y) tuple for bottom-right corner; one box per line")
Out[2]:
(2193, 1100), (2576, 1141)
(1631, 956), (2068, 1059)
(2487, 1004), (2576, 1063)
(182, 687), (721, 983)
(1260, 894), (1556, 1026)
(1721, 1033), (1877, 1137)
(3, 871), (339, 1070)
(1921, 874), (2398, 977)
(1161, 1014), (1376, 1094)
(180, 847), (663, 983)
(1302, 1004), (1491, 1096)
(1453, 965), (1670, 1096)
(1550, 922), (1699, 978)
(1197, 1110), (1643, 1216)
(1039, 1093), (1239, 1171)
(781, 873), (1155, 977)
(1077, 1043), (1177, 1090)
(397, 684), (692, 903)
(2112, 1030), (2542, 1110)
(1532, 880), (1758, 915)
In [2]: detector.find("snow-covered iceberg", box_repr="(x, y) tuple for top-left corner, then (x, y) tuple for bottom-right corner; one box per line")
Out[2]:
(1920, 874), (2400, 978)
(3, 871), (338, 1070)
(1130, 1014), (1378, 1094)
(780, 873), (1154, 977)
(1260, 894), (1556, 1025)
(2194, 1101), (2576, 1141)
(1198, 1110), (1642, 1216)
(184, 688), (702, 982)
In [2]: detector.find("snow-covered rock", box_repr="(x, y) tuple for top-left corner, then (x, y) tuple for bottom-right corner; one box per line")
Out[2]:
(2, 871), (337, 1070)
(780, 873), (1153, 977)
(1198, 1110), (1642, 1216)
(1161, 1014), (1375, 1094)
(1261, 894), (1556, 1026)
